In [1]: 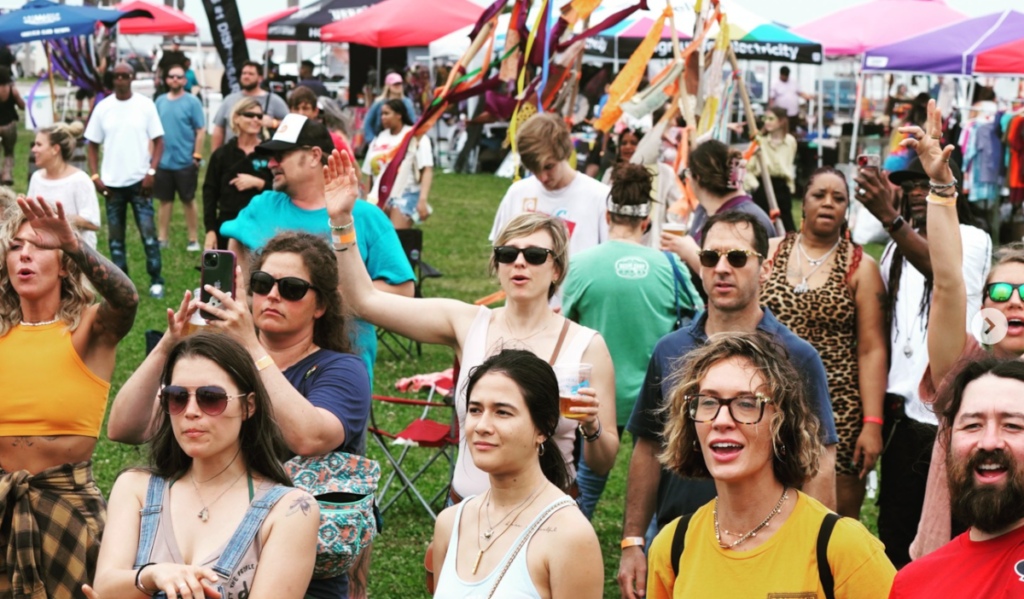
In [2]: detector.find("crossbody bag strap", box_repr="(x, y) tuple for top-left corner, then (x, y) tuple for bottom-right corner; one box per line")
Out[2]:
(134, 475), (168, 569)
(664, 251), (682, 325)
(817, 512), (841, 599)
(212, 485), (294, 578)
(669, 513), (694, 578)
(485, 498), (575, 599)
(548, 318), (571, 366)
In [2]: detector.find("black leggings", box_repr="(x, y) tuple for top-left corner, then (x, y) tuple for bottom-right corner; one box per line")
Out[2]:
(753, 175), (795, 233)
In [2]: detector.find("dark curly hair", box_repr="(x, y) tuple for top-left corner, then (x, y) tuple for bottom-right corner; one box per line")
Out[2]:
(251, 231), (352, 354)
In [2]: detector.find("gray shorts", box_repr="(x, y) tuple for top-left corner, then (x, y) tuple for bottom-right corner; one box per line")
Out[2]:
(154, 165), (198, 202)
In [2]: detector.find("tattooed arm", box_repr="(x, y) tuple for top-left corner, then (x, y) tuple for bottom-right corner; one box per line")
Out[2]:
(248, 489), (320, 599)
(348, 543), (372, 599)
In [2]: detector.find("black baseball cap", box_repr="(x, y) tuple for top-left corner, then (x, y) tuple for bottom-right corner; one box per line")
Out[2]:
(256, 114), (334, 158)
(888, 155), (962, 187)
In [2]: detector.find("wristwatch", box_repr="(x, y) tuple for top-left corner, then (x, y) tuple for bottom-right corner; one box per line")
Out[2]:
(886, 215), (905, 234)
(146, 168), (156, 176)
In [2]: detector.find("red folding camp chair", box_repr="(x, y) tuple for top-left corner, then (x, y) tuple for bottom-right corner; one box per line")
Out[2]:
(369, 380), (459, 519)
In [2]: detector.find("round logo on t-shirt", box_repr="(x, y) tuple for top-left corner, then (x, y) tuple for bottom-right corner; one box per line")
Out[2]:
(615, 257), (650, 279)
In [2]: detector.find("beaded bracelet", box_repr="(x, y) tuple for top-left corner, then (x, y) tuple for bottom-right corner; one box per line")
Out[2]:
(929, 178), (957, 190)
(328, 217), (354, 231)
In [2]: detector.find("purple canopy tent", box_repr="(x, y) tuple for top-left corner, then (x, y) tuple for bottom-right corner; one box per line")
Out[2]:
(862, 10), (1024, 75)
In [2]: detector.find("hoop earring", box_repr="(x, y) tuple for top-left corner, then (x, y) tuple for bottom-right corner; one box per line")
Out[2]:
(693, 440), (700, 452)
(538, 442), (545, 457)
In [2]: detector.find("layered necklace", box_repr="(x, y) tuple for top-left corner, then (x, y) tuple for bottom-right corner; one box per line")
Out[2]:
(473, 482), (545, 574)
(189, 449), (244, 523)
(792, 235), (840, 294)
(714, 486), (789, 549)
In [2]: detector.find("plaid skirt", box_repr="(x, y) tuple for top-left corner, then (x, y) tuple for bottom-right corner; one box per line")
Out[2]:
(0, 462), (106, 599)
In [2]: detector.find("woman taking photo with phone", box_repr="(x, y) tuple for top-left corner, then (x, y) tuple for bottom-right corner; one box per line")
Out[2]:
(646, 332), (895, 598)
(94, 333), (318, 599)
(0, 196), (138, 596)
(432, 349), (603, 598)
(323, 149), (618, 504)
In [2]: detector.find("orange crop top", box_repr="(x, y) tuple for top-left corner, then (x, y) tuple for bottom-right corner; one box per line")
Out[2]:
(0, 321), (111, 438)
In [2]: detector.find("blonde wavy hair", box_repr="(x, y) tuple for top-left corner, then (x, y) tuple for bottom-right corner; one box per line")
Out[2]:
(489, 212), (570, 299)
(0, 213), (95, 337)
(659, 331), (822, 487)
(230, 97), (262, 136)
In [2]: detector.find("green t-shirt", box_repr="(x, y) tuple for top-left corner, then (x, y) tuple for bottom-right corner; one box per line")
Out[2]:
(562, 241), (701, 427)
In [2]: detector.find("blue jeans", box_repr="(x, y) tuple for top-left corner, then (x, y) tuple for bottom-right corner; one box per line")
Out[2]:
(575, 451), (605, 520)
(106, 182), (163, 285)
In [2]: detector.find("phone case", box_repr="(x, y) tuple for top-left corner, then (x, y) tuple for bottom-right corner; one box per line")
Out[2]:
(200, 250), (236, 320)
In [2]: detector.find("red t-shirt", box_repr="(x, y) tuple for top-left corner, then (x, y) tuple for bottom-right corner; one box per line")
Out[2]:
(889, 523), (1024, 598)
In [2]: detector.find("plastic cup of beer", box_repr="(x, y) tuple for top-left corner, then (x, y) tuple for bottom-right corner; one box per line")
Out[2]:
(183, 287), (208, 336)
(663, 222), (688, 237)
(553, 364), (593, 420)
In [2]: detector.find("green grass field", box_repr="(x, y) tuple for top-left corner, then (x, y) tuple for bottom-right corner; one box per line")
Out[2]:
(7, 128), (880, 597)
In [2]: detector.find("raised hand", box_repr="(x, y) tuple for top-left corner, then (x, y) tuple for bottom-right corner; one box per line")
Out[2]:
(196, 266), (261, 355)
(164, 290), (200, 345)
(324, 148), (360, 222)
(898, 99), (955, 185)
(17, 196), (79, 253)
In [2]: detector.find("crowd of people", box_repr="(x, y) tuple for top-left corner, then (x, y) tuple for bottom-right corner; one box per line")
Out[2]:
(1, 48), (1023, 599)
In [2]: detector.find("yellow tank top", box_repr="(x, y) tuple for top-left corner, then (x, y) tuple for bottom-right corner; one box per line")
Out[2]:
(0, 321), (111, 438)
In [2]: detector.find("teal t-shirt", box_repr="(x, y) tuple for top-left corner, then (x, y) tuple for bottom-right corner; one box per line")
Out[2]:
(155, 93), (205, 170)
(562, 241), (701, 427)
(220, 192), (415, 383)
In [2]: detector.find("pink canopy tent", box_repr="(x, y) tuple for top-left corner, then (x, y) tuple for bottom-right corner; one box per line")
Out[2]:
(243, 6), (300, 41)
(792, 0), (966, 56)
(320, 0), (484, 46)
(114, 0), (196, 35)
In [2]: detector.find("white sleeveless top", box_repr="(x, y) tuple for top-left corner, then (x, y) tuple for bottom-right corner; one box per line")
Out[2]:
(452, 306), (597, 497)
(434, 495), (573, 599)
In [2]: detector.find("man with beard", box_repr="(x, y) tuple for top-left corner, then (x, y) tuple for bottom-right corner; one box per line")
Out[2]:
(854, 157), (991, 568)
(211, 61), (289, 151)
(154, 64), (205, 251)
(889, 357), (1024, 597)
(219, 113), (413, 385)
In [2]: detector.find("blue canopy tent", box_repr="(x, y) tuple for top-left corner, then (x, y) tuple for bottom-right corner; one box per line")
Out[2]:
(0, 0), (151, 122)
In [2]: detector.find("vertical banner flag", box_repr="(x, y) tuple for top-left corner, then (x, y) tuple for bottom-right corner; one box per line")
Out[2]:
(202, 0), (249, 93)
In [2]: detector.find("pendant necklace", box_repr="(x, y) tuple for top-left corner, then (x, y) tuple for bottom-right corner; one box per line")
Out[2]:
(19, 318), (59, 326)
(481, 481), (545, 539)
(190, 468), (246, 523)
(473, 483), (546, 574)
(714, 486), (789, 549)
(793, 235), (840, 295)
(901, 291), (922, 359)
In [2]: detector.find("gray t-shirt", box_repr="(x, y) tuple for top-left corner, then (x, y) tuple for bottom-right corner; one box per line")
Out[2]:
(214, 91), (289, 143)
(690, 195), (777, 244)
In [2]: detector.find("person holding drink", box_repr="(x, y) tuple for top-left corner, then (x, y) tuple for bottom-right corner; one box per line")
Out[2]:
(321, 148), (619, 503)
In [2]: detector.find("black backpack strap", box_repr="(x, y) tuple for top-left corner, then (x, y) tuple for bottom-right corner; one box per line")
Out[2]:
(817, 512), (841, 599)
(669, 513), (694, 578)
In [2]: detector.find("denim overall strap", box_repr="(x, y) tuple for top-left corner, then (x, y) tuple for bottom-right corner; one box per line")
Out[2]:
(134, 475), (168, 569)
(212, 485), (293, 578)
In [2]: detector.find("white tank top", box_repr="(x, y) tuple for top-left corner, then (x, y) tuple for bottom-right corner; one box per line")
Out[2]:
(433, 494), (573, 599)
(452, 306), (597, 497)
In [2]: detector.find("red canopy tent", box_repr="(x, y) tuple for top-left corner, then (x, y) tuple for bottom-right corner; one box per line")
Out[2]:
(319, 0), (484, 46)
(243, 6), (300, 41)
(114, 0), (196, 35)
(976, 38), (1024, 75)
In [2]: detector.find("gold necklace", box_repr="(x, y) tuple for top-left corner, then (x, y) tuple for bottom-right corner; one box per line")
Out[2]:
(503, 312), (555, 343)
(472, 484), (546, 574)
(482, 481), (545, 539)
(190, 468), (246, 523)
(714, 486), (789, 549)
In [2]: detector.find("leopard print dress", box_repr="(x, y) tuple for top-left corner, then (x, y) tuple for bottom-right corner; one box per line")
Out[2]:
(762, 234), (864, 476)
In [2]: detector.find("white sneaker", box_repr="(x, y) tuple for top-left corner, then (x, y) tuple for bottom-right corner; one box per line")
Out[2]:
(149, 284), (165, 299)
(186, 241), (201, 252)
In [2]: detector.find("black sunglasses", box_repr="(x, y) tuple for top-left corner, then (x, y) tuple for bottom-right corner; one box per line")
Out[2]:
(493, 246), (554, 265)
(697, 248), (762, 269)
(986, 282), (1024, 303)
(238, 111), (263, 120)
(270, 145), (312, 163)
(250, 270), (319, 301)
(166, 74), (185, 79)
(160, 385), (245, 416)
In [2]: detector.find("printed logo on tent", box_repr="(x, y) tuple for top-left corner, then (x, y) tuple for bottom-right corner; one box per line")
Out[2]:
(24, 13), (60, 26)
(865, 56), (889, 68)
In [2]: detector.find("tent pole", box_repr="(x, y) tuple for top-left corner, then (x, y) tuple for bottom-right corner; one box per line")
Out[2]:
(817, 64), (823, 167)
(377, 47), (381, 90)
(849, 71), (865, 163)
(44, 40), (57, 124)
(727, 46), (784, 236)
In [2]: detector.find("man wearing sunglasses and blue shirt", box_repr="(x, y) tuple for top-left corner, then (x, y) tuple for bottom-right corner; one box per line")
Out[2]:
(219, 113), (415, 385)
(617, 210), (838, 599)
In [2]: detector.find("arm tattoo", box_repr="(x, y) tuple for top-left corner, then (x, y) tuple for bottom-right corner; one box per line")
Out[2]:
(286, 495), (313, 517)
(348, 543), (372, 599)
(67, 242), (139, 339)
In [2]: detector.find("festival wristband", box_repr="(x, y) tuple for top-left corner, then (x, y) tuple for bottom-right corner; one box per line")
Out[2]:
(863, 416), (884, 426)
(255, 354), (275, 371)
(621, 537), (645, 550)
(926, 192), (956, 206)
(90, 173), (100, 181)
(332, 230), (356, 247)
